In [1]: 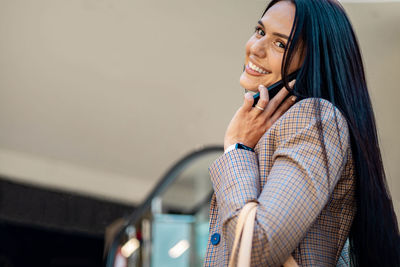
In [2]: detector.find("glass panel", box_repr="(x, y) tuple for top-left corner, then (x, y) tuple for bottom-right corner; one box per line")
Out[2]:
(151, 214), (194, 267)
(149, 151), (221, 267)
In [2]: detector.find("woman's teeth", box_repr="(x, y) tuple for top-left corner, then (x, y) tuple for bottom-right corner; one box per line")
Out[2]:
(249, 61), (269, 74)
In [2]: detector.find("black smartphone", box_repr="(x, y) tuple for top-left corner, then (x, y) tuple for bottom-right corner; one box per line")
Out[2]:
(252, 70), (299, 107)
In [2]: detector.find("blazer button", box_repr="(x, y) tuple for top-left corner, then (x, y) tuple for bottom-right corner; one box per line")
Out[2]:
(211, 233), (221, 245)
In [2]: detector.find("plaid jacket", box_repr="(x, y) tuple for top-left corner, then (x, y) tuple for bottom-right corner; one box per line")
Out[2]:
(205, 98), (356, 266)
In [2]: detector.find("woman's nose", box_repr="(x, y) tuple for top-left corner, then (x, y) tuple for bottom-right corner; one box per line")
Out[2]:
(250, 39), (267, 58)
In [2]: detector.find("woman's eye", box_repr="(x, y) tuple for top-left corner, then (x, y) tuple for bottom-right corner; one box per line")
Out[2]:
(274, 41), (286, 49)
(254, 26), (265, 36)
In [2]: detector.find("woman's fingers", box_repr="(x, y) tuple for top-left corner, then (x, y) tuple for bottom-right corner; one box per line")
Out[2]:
(263, 79), (296, 117)
(270, 95), (297, 123)
(245, 79), (296, 117)
(226, 80), (296, 149)
(242, 92), (254, 112)
(257, 84), (269, 108)
(265, 88), (290, 115)
(252, 85), (269, 115)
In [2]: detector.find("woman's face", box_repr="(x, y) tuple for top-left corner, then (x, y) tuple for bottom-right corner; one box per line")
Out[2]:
(240, 1), (303, 92)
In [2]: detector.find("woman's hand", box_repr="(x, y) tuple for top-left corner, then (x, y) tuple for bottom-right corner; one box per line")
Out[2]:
(224, 81), (296, 151)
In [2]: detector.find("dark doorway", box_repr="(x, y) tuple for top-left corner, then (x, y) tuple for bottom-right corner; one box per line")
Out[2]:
(0, 178), (136, 267)
(0, 221), (103, 267)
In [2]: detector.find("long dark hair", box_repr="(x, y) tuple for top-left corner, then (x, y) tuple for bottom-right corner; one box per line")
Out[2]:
(263, 0), (400, 266)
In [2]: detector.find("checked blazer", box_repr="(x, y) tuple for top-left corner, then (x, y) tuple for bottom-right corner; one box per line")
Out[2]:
(204, 98), (356, 266)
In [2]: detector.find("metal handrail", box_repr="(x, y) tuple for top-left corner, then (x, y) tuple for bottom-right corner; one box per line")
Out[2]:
(105, 145), (223, 267)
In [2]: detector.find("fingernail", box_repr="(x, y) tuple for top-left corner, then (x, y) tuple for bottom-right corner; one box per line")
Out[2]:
(291, 96), (297, 102)
(258, 84), (265, 90)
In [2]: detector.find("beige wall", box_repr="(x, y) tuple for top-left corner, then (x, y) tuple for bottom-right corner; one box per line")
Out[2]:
(344, 3), (400, 220)
(0, 1), (398, 220)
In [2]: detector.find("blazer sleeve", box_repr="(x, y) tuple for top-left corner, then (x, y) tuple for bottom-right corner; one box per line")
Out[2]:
(209, 98), (351, 266)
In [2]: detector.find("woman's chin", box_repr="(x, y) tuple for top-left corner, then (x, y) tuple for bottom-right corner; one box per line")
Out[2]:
(239, 77), (259, 92)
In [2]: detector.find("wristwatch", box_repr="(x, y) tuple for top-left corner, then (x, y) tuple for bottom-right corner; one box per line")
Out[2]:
(225, 143), (255, 154)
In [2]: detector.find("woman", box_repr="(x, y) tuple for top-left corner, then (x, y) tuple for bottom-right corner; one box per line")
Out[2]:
(205, 0), (400, 266)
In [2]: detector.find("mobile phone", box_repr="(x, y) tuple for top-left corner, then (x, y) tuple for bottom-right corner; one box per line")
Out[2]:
(252, 70), (299, 107)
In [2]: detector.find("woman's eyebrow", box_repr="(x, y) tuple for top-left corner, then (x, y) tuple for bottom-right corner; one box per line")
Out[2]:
(258, 20), (289, 40)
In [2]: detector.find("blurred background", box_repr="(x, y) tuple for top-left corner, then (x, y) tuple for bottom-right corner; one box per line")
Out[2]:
(0, 0), (399, 266)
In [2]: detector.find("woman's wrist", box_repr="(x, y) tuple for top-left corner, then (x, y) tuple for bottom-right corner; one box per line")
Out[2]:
(224, 143), (255, 154)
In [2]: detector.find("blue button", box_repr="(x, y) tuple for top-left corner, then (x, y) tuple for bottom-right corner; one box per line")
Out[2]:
(211, 233), (221, 245)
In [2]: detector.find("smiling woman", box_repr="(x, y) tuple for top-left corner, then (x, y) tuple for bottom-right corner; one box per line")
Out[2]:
(205, 0), (400, 266)
(240, 1), (303, 91)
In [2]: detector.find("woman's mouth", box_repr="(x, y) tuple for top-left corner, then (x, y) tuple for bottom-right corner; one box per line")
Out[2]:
(245, 61), (271, 76)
